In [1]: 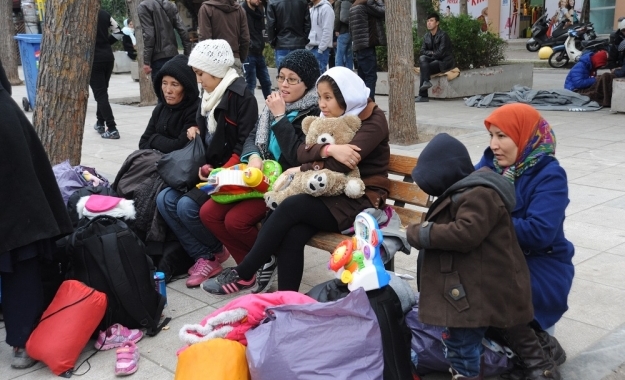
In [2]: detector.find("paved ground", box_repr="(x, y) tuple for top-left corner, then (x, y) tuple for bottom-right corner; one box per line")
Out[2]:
(1, 62), (624, 379)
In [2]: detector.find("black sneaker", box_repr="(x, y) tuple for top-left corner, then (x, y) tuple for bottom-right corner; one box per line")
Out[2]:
(415, 96), (430, 103)
(101, 130), (120, 139)
(419, 80), (433, 92)
(94, 122), (105, 134)
(252, 255), (277, 294)
(201, 268), (255, 295)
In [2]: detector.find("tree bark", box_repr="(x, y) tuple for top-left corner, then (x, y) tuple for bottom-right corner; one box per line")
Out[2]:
(459, 0), (468, 15)
(0, 0), (23, 85)
(127, 0), (157, 106)
(32, 0), (99, 166)
(387, 0), (418, 144)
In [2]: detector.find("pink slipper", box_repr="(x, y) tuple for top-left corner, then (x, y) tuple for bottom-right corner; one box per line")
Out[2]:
(115, 341), (139, 376)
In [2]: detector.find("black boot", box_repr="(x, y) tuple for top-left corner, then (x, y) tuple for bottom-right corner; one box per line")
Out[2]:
(504, 324), (561, 380)
(534, 329), (567, 366)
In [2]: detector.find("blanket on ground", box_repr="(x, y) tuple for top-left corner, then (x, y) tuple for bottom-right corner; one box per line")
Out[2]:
(577, 72), (615, 107)
(464, 85), (602, 111)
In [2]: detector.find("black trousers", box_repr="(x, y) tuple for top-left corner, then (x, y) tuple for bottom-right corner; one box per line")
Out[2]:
(1, 255), (44, 348)
(235, 194), (339, 291)
(89, 61), (116, 130)
(419, 55), (442, 97)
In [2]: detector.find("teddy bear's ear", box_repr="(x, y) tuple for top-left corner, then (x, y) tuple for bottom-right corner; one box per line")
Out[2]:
(301, 116), (317, 135)
(344, 115), (362, 133)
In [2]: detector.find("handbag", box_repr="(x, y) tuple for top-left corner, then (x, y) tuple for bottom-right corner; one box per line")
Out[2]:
(157, 137), (205, 192)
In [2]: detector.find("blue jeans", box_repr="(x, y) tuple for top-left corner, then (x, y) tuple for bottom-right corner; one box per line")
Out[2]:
(310, 46), (330, 74)
(441, 327), (487, 377)
(156, 187), (222, 261)
(244, 53), (272, 99)
(355, 47), (377, 101)
(335, 33), (353, 69)
(274, 49), (297, 68)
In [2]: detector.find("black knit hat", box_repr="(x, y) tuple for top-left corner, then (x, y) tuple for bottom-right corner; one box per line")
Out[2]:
(153, 54), (199, 103)
(278, 49), (321, 89)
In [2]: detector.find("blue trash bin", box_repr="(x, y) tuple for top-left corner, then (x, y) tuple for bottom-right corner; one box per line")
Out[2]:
(14, 33), (42, 112)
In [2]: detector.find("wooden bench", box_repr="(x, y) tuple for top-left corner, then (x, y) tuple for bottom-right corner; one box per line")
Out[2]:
(306, 154), (433, 271)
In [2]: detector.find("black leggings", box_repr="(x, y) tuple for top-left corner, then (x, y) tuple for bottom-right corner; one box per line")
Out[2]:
(235, 194), (339, 291)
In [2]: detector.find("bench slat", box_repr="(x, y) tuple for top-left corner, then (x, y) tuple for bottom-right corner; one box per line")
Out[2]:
(389, 154), (418, 176)
(389, 181), (430, 208)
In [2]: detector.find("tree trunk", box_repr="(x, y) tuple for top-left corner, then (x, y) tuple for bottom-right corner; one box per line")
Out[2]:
(459, 0), (468, 15)
(580, 0), (590, 24)
(0, 0), (23, 85)
(127, 0), (157, 106)
(32, 0), (99, 166)
(387, 0), (418, 144)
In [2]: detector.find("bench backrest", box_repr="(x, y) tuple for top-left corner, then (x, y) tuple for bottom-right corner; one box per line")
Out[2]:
(387, 154), (432, 226)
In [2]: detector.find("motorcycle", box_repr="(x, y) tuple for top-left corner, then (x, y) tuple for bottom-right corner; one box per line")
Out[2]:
(526, 10), (571, 52)
(548, 24), (606, 68)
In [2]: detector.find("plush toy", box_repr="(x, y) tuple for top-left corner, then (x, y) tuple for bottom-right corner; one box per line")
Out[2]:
(264, 115), (366, 210)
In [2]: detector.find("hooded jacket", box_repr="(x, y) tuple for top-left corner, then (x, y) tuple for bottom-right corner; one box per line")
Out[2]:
(242, 0), (266, 55)
(407, 134), (533, 329)
(198, 0), (250, 61)
(306, 0), (335, 52)
(138, 0), (192, 64)
(0, 60), (73, 259)
(349, 0), (386, 52)
(564, 52), (596, 91)
(266, 0), (311, 49)
(94, 9), (121, 63)
(139, 55), (201, 154)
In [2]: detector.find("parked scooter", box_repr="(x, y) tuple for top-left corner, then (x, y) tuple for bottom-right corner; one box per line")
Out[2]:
(526, 10), (571, 52)
(548, 24), (605, 68)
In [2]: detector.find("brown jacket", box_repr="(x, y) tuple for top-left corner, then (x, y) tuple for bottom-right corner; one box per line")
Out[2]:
(298, 101), (390, 230)
(407, 171), (533, 329)
(198, 0), (250, 61)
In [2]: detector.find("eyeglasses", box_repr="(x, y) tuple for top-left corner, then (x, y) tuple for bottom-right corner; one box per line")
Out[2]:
(276, 75), (302, 85)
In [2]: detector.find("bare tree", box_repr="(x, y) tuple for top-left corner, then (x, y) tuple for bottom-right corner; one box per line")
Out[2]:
(32, 0), (99, 166)
(0, 0), (23, 85)
(127, 0), (157, 106)
(387, 0), (418, 144)
(459, 0), (468, 15)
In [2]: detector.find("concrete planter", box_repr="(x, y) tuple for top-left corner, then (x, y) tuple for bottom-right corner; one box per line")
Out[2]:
(612, 78), (625, 113)
(113, 51), (133, 74)
(130, 61), (140, 82)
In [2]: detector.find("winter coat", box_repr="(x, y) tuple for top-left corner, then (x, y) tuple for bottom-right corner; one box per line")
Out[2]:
(138, 0), (192, 64)
(334, 0), (351, 35)
(198, 0), (250, 61)
(94, 10), (120, 63)
(349, 0), (386, 52)
(306, 0), (335, 52)
(266, 0), (311, 49)
(243, 1), (266, 55)
(476, 149), (575, 329)
(564, 53), (596, 91)
(297, 101), (390, 231)
(608, 29), (624, 68)
(0, 61), (73, 259)
(407, 169), (534, 328)
(138, 55), (201, 154)
(420, 28), (455, 72)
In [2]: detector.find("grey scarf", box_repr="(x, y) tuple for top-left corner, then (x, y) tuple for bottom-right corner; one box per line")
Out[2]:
(255, 89), (319, 158)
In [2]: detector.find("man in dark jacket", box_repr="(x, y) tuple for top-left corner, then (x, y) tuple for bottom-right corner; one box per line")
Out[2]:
(138, 0), (192, 81)
(349, 0), (386, 101)
(198, 0), (250, 76)
(266, 0), (311, 67)
(243, 0), (272, 98)
(415, 13), (455, 103)
(607, 18), (624, 70)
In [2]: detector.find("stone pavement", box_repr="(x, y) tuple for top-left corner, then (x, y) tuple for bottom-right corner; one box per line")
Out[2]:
(2, 67), (625, 380)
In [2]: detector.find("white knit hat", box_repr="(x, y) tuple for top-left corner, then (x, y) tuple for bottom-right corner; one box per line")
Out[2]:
(188, 39), (235, 78)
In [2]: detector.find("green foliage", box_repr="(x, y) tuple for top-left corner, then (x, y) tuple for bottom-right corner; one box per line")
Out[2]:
(375, 46), (388, 72)
(101, 0), (128, 25)
(263, 43), (276, 68)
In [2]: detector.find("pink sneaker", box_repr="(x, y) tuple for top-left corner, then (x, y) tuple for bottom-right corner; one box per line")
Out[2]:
(95, 323), (143, 351)
(115, 341), (139, 376)
(187, 248), (231, 275)
(186, 258), (223, 288)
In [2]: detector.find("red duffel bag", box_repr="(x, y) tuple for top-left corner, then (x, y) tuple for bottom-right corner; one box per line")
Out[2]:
(26, 280), (107, 375)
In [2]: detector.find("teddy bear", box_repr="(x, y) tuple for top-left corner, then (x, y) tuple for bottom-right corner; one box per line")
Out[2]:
(264, 115), (366, 210)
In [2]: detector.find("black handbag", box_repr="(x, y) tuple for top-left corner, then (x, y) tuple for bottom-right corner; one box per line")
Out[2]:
(157, 137), (206, 192)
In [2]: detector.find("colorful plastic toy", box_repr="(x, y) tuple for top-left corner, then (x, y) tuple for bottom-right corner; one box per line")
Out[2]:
(328, 212), (390, 291)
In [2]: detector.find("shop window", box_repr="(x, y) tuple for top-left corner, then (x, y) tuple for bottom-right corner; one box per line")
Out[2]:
(590, 0), (616, 35)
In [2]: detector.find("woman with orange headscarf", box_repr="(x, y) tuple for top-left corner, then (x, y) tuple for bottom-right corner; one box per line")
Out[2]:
(475, 104), (572, 380)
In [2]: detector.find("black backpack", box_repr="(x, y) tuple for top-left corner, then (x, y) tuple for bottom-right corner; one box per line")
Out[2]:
(67, 185), (118, 228)
(66, 215), (167, 336)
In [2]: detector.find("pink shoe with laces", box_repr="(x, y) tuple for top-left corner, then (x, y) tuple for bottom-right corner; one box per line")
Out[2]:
(95, 323), (143, 351)
(186, 257), (223, 288)
(187, 247), (231, 275)
(115, 341), (139, 376)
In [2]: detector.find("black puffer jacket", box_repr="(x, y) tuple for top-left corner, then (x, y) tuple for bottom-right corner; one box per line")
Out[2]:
(243, 1), (265, 55)
(609, 29), (625, 69)
(349, 0), (386, 52)
(420, 28), (455, 72)
(138, 55), (200, 153)
(266, 0), (311, 49)
(138, 0), (192, 64)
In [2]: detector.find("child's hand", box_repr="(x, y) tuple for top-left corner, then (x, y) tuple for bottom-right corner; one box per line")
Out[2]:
(327, 144), (361, 169)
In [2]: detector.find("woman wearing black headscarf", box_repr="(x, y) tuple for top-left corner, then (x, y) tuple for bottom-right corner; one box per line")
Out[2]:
(0, 59), (73, 368)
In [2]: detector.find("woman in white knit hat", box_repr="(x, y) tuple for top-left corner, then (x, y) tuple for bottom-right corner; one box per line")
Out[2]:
(156, 40), (259, 288)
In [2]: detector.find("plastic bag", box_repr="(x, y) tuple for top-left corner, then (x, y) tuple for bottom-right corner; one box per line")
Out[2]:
(175, 338), (250, 380)
(52, 160), (110, 205)
(245, 288), (384, 380)
(157, 137), (205, 192)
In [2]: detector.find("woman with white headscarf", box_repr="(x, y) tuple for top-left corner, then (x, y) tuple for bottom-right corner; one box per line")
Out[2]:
(202, 66), (390, 295)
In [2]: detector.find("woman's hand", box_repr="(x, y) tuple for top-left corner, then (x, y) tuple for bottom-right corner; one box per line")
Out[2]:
(248, 155), (264, 170)
(327, 144), (361, 169)
(266, 92), (286, 118)
(187, 126), (200, 140)
(198, 166), (211, 182)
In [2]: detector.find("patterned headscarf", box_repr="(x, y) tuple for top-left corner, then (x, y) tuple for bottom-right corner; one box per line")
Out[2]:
(484, 103), (556, 182)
